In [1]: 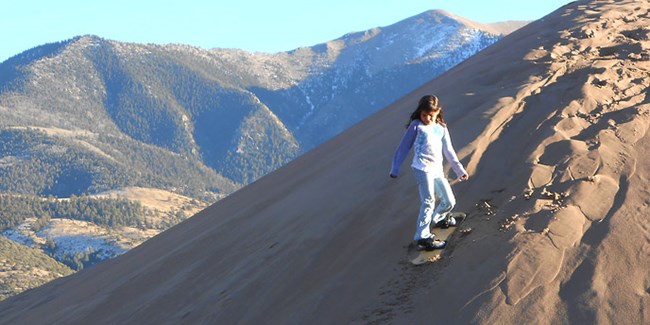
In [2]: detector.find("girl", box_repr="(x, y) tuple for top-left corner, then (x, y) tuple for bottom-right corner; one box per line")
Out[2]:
(390, 95), (468, 251)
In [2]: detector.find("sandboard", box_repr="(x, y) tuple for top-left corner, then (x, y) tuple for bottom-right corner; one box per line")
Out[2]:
(410, 212), (467, 266)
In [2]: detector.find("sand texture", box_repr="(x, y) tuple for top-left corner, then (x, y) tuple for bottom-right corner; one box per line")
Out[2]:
(1, 0), (650, 324)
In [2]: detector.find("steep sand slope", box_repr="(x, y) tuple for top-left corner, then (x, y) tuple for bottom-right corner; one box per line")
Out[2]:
(393, 1), (650, 323)
(1, 0), (649, 324)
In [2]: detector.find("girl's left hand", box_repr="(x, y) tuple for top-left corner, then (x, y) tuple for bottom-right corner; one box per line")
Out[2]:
(459, 174), (469, 181)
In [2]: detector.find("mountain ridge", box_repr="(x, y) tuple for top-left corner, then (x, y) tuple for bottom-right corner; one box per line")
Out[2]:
(0, 9), (517, 187)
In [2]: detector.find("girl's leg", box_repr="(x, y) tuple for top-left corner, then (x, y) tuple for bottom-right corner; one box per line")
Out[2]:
(412, 168), (436, 241)
(431, 176), (456, 224)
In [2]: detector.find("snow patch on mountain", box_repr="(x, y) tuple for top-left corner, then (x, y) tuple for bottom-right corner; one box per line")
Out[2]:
(2, 218), (153, 270)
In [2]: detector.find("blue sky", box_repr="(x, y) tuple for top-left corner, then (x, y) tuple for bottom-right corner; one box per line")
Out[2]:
(2, 0), (573, 63)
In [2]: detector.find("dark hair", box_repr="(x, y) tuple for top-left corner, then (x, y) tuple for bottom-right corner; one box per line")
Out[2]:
(407, 95), (446, 127)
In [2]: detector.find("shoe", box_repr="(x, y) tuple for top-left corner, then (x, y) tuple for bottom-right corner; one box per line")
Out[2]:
(434, 218), (450, 229)
(416, 237), (447, 251)
(434, 217), (455, 228)
(434, 215), (465, 228)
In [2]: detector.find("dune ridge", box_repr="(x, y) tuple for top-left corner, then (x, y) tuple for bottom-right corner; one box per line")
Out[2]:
(392, 1), (650, 323)
(0, 0), (649, 324)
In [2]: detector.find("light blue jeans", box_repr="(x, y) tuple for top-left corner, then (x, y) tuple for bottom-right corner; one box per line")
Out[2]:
(412, 168), (456, 240)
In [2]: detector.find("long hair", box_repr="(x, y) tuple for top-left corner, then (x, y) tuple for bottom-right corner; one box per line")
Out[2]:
(407, 95), (446, 127)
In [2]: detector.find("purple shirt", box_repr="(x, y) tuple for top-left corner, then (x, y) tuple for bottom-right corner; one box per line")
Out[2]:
(391, 120), (466, 178)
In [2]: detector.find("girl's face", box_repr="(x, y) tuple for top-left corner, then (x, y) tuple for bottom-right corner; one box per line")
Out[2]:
(420, 110), (439, 125)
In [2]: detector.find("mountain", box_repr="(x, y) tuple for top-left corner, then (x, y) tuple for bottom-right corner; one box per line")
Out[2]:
(0, 10), (525, 299)
(0, 10), (520, 186)
(0, 236), (72, 301)
(1, 0), (648, 323)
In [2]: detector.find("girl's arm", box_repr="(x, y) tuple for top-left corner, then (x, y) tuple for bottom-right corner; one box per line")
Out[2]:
(390, 121), (418, 177)
(442, 126), (468, 179)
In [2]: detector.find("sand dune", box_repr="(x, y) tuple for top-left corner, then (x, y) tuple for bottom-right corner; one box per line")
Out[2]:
(1, 0), (649, 324)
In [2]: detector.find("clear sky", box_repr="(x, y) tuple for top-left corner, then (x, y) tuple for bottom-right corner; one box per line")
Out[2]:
(2, 0), (573, 63)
